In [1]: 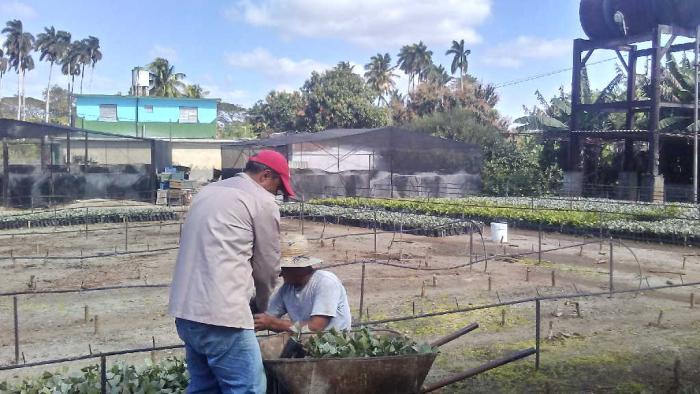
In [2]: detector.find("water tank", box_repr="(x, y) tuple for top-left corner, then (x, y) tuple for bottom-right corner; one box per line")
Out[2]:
(580, 0), (700, 41)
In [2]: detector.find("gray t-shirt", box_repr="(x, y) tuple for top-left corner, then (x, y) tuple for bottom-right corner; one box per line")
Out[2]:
(267, 270), (352, 331)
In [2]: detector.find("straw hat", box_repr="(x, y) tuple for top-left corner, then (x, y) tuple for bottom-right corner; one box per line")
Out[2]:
(280, 234), (322, 268)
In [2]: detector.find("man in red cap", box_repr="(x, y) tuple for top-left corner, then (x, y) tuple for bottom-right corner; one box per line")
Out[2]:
(169, 149), (294, 393)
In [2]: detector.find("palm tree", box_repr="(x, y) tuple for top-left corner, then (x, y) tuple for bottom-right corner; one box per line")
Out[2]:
(61, 40), (82, 93)
(61, 40), (82, 122)
(148, 57), (185, 97)
(425, 64), (452, 86)
(445, 39), (471, 90)
(397, 44), (417, 91)
(83, 36), (101, 89)
(36, 27), (71, 122)
(413, 41), (433, 84)
(184, 84), (208, 98)
(364, 53), (397, 105)
(0, 49), (7, 102)
(2, 19), (35, 120)
(73, 39), (92, 94)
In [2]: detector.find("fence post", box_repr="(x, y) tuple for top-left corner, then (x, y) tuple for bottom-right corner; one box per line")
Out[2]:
(84, 207), (89, 239)
(373, 211), (378, 256)
(538, 222), (542, 264)
(535, 299), (541, 370)
(100, 355), (107, 394)
(359, 262), (366, 322)
(124, 217), (128, 252)
(609, 237), (614, 296)
(300, 200), (305, 235)
(13, 296), (19, 364)
(469, 223), (473, 265)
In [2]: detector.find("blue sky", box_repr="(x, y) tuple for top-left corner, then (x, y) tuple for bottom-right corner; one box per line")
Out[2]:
(1, 0), (625, 122)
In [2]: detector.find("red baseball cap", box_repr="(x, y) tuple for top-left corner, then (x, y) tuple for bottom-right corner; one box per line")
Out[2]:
(248, 150), (295, 197)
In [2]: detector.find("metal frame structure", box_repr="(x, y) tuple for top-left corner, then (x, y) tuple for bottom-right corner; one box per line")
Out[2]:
(568, 24), (700, 202)
(0, 119), (172, 207)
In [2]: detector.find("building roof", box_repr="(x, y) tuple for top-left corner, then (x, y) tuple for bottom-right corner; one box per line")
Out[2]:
(221, 127), (476, 149)
(75, 94), (220, 102)
(0, 118), (155, 141)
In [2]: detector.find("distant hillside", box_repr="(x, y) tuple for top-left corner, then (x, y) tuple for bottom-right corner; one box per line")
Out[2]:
(0, 96), (47, 120)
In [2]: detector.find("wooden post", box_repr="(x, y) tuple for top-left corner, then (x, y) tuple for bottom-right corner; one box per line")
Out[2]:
(94, 315), (100, 335)
(151, 336), (157, 363)
(13, 296), (19, 364)
(538, 223), (542, 264)
(656, 310), (664, 327)
(358, 263), (366, 322)
(526, 268), (531, 282)
(420, 282), (426, 297)
(468, 223), (473, 265)
(84, 305), (89, 322)
(124, 217), (128, 252)
(551, 271), (556, 287)
(373, 211), (377, 256)
(432, 274), (437, 287)
(84, 207), (89, 239)
(575, 302), (582, 318)
(500, 309), (506, 326)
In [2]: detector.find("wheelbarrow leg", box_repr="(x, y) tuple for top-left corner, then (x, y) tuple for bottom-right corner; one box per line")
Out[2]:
(421, 348), (537, 393)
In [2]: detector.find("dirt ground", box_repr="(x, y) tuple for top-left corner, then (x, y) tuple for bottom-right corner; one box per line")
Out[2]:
(1, 210), (700, 392)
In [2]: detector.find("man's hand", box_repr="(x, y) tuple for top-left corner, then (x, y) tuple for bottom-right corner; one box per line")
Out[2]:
(254, 313), (294, 332)
(253, 313), (331, 333)
(254, 313), (277, 331)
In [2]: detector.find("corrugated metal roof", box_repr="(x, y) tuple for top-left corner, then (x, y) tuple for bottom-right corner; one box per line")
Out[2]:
(223, 127), (448, 147)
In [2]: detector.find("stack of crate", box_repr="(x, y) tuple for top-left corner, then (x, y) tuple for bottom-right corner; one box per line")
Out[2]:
(156, 168), (196, 206)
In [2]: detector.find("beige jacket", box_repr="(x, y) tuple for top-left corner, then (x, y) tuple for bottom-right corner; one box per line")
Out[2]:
(168, 173), (281, 329)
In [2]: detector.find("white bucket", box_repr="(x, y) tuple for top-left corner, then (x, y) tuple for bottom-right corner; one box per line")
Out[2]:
(490, 222), (508, 243)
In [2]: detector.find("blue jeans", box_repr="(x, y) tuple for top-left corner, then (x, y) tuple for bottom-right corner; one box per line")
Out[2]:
(176, 318), (266, 394)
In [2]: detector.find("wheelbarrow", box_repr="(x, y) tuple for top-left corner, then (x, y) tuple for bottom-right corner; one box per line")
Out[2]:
(258, 323), (536, 394)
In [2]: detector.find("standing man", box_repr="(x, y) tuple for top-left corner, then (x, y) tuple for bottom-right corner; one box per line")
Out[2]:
(169, 150), (294, 393)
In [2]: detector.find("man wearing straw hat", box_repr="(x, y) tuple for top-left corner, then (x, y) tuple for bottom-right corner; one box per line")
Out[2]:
(254, 234), (352, 332)
(169, 150), (294, 394)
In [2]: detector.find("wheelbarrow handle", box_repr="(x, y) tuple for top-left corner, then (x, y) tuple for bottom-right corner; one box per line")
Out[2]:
(429, 322), (479, 348)
(421, 347), (537, 393)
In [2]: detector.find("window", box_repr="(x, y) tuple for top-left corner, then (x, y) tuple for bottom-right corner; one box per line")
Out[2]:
(144, 105), (153, 113)
(99, 104), (117, 121)
(179, 107), (198, 123)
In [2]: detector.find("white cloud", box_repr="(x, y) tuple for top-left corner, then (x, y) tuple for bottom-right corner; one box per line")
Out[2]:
(226, 47), (331, 82)
(228, 0), (491, 47)
(203, 84), (250, 105)
(0, 1), (37, 19)
(484, 36), (571, 68)
(148, 45), (178, 62)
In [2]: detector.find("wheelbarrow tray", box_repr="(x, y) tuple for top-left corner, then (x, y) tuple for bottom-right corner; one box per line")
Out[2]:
(263, 352), (438, 394)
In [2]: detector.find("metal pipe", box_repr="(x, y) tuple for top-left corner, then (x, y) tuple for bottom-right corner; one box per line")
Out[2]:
(13, 296), (19, 364)
(421, 348), (536, 393)
(100, 355), (107, 394)
(609, 238), (614, 295)
(430, 322), (478, 348)
(535, 299), (540, 369)
(694, 25), (699, 203)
